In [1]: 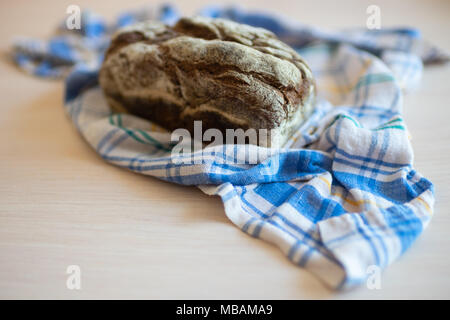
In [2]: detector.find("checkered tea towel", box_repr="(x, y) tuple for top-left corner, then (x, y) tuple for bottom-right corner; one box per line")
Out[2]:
(12, 4), (448, 290)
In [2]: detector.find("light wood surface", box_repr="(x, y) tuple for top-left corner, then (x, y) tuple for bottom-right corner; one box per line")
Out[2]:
(1, 0), (449, 299)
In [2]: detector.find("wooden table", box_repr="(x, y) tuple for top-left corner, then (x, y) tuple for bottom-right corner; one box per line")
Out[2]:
(1, 0), (449, 299)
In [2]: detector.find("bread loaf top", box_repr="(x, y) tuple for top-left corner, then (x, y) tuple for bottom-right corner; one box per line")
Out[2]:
(99, 17), (315, 146)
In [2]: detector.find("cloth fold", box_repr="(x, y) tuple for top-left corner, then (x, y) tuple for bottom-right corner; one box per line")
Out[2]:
(12, 4), (444, 290)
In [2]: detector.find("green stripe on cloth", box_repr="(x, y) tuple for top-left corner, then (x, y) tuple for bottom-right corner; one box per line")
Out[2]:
(374, 125), (405, 131)
(354, 73), (395, 91)
(110, 113), (172, 152)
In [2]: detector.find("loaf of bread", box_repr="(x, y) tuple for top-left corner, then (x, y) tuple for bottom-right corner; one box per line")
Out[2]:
(99, 17), (315, 147)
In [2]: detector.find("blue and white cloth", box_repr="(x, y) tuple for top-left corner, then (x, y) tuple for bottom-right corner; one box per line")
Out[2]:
(12, 5), (447, 290)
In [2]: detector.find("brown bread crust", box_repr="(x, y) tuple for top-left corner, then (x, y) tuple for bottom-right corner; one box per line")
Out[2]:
(99, 17), (316, 147)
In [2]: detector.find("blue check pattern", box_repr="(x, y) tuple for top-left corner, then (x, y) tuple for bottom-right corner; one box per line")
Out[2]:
(12, 4), (446, 290)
